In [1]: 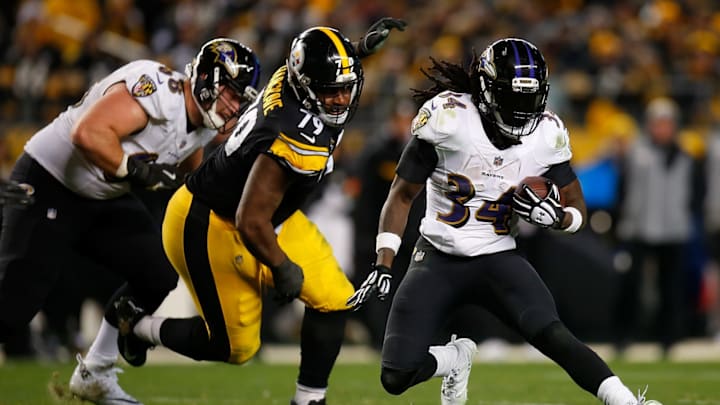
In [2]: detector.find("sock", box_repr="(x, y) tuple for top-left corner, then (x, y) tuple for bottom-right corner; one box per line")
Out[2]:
(597, 376), (637, 405)
(133, 315), (164, 345)
(428, 343), (458, 377)
(84, 319), (119, 367)
(297, 308), (346, 388)
(293, 383), (327, 404)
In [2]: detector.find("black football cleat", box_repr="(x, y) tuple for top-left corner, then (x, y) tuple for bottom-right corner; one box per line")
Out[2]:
(115, 296), (154, 367)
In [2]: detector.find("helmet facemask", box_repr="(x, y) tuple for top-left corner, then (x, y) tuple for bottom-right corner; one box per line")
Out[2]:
(475, 38), (549, 141)
(478, 75), (548, 140)
(187, 39), (260, 132)
(286, 27), (364, 127)
(309, 75), (363, 127)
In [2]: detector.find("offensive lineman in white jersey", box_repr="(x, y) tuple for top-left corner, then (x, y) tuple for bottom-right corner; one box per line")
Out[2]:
(0, 38), (260, 404)
(347, 38), (660, 405)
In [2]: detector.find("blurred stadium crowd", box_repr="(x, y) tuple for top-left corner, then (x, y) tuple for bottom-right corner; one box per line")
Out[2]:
(3, 0), (719, 169)
(2, 0), (720, 360)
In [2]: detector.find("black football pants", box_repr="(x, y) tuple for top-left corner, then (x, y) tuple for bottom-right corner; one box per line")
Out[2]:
(0, 153), (177, 341)
(380, 237), (613, 396)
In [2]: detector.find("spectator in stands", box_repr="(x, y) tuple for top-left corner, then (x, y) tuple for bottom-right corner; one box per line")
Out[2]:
(613, 97), (704, 356)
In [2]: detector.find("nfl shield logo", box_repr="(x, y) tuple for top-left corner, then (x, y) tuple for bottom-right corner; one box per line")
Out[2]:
(493, 156), (504, 166)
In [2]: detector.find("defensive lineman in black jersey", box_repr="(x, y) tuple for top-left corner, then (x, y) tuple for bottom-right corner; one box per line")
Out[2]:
(113, 21), (406, 405)
(348, 38), (661, 405)
(187, 63), (342, 222)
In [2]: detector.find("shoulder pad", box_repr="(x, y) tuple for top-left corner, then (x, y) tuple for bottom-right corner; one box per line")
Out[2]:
(411, 92), (472, 147)
(533, 111), (572, 165)
(121, 60), (183, 121)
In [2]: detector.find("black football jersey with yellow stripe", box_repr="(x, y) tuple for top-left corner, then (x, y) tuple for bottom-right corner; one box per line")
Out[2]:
(186, 65), (342, 224)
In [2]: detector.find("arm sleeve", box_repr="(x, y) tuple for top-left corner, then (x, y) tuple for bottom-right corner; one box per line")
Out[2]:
(396, 137), (438, 183)
(542, 161), (577, 188)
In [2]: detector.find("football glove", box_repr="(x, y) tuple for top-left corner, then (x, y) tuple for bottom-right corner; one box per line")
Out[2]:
(270, 258), (304, 304)
(357, 17), (407, 58)
(0, 179), (34, 206)
(512, 182), (565, 229)
(126, 157), (184, 191)
(346, 263), (392, 310)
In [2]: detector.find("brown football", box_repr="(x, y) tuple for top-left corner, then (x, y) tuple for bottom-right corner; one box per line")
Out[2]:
(515, 176), (553, 200)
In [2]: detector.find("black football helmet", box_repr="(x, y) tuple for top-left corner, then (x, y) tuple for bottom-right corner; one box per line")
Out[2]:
(475, 38), (549, 140)
(186, 38), (260, 130)
(286, 27), (364, 127)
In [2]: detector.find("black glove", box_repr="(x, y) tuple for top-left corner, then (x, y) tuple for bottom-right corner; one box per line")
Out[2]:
(0, 179), (34, 206)
(357, 17), (407, 58)
(270, 258), (304, 304)
(126, 157), (184, 191)
(346, 263), (392, 310)
(512, 182), (565, 229)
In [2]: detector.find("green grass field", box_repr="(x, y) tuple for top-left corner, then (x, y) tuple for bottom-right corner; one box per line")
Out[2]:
(0, 360), (718, 405)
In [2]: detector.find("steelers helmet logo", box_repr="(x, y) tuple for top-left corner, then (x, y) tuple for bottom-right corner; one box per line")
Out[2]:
(289, 42), (305, 71)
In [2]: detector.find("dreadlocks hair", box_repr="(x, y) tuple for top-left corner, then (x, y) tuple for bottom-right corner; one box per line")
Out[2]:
(412, 50), (483, 106)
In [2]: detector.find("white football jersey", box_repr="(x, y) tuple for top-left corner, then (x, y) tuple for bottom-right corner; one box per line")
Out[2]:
(24, 60), (216, 199)
(410, 91), (572, 256)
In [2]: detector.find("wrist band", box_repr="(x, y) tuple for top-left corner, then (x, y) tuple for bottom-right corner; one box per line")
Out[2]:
(376, 232), (402, 255)
(562, 206), (582, 234)
(115, 153), (129, 178)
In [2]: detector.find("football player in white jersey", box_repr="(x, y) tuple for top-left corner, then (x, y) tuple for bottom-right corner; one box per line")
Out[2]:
(0, 38), (260, 404)
(347, 38), (660, 405)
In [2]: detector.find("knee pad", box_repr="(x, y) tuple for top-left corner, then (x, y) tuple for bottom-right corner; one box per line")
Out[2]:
(518, 307), (560, 340)
(380, 367), (415, 396)
(531, 320), (575, 351)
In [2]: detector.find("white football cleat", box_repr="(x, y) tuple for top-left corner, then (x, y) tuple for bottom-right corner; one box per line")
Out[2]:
(69, 354), (142, 405)
(635, 386), (662, 405)
(440, 334), (477, 405)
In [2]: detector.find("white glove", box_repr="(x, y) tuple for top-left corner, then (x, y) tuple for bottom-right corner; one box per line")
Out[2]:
(512, 182), (565, 229)
(346, 264), (392, 310)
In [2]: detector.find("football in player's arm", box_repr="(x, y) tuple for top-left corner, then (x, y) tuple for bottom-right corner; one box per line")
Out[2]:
(347, 38), (661, 405)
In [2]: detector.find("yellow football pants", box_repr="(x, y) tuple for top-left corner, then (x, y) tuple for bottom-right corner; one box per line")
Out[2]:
(162, 185), (354, 364)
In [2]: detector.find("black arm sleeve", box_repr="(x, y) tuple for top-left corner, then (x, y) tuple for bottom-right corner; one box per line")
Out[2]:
(542, 161), (577, 188)
(396, 137), (438, 183)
